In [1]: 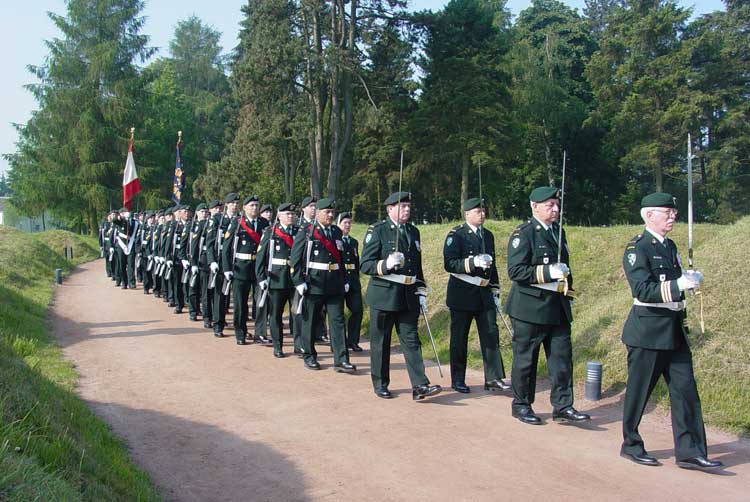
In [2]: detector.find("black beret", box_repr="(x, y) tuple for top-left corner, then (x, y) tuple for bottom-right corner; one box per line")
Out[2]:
(317, 197), (336, 210)
(300, 196), (316, 208)
(277, 202), (295, 213)
(529, 186), (560, 203)
(260, 204), (273, 213)
(384, 191), (411, 206)
(462, 197), (484, 211)
(243, 195), (259, 205)
(641, 192), (677, 208)
(195, 203), (207, 211)
(224, 192), (239, 203)
(208, 199), (222, 209)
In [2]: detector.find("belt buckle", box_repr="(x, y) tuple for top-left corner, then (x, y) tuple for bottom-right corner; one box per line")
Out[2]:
(404, 277), (413, 285)
(328, 263), (336, 271)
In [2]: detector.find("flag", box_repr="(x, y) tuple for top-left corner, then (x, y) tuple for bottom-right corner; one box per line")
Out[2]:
(122, 133), (141, 210)
(172, 134), (186, 204)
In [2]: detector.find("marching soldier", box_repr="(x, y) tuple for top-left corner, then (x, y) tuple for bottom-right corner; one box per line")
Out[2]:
(152, 210), (165, 299)
(256, 203), (301, 357)
(188, 204), (209, 322)
(222, 195), (271, 345)
(298, 196), (329, 345)
(443, 198), (509, 393)
(260, 204), (273, 222)
(619, 192), (722, 470)
(291, 198), (355, 372)
(141, 211), (155, 295)
(337, 212), (364, 352)
(360, 192), (442, 401)
(114, 207), (138, 289)
(505, 187), (589, 425)
(180, 206), (194, 318)
(255, 203), (274, 340)
(173, 205), (190, 314)
(102, 211), (116, 279)
(135, 212), (146, 284)
(161, 208), (176, 306)
(206, 193), (239, 337)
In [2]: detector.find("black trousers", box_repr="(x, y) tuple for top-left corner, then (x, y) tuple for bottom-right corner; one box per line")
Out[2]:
(233, 278), (252, 340)
(142, 258), (153, 292)
(105, 249), (113, 277)
(449, 308), (505, 384)
(369, 308), (429, 391)
(254, 285), (268, 338)
(269, 288), (293, 351)
(188, 270), (201, 317)
(212, 274), (228, 333)
(173, 264), (185, 309)
(622, 342), (707, 460)
(510, 317), (574, 413)
(344, 289), (363, 346)
(200, 269), (213, 323)
(116, 249), (135, 288)
(302, 294), (349, 365)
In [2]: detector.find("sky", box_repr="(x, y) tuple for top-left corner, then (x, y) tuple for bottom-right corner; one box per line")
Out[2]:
(0, 0), (727, 176)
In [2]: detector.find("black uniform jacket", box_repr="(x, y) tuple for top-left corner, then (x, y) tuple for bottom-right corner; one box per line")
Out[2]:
(189, 219), (209, 270)
(622, 230), (687, 350)
(340, 234), (361, 292)
(256, 223), (298, 290)
(360, 219), (425, 312)
(291, 222), (346, 296)
(443, 223), (499, 312)
(504, 217), (573, 325)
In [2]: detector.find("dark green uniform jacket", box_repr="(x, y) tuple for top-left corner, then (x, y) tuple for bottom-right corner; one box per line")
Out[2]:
(622, 230), (686, 350)
(189, 219), (208, 270)
(256, 223), (298, 290)
(290, 222), (346, 295)
(443, 223), (499, 312)
(504, 218), (573, 325)
(360, 219), (425, 312)
(341, 234), (361, 292)
(205, 213), (233, 271)
(222, 215), (269, 282)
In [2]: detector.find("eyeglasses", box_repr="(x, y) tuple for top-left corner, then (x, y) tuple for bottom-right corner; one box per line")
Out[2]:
(651, 209), (678, 217)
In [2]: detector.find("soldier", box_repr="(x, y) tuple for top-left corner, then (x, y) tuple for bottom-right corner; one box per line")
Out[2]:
(298, 196), (329, 345)
(206, 193), (239, 338)
(619, 192), (722, 470)
(360, 191), (442, 401)
(505, 187), (590, 425)
(152, 210), (165, 299)
(222, 195), (271, 345)
(114, 207), (138, 289)
(260, 204), (273, 222)
(173, 205), (190, 314)
(443, 198), (510, 394)
(337, 212), (364, 352)
(141, 211), (155, 295)
(255, 203), (274, 340)
(291, 198), (355, 372)
(188, 204), (209, 322)
(161, 208), (176, 306)
(102, 211), (116, 279)
(135, 212), (146, 284)
(179, 206), (194, 318)
(256, 203), (301, 357)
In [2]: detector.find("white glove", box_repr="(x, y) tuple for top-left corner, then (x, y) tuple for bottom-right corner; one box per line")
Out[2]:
(181, 260), (189, 269)
(109, 248), (114, 256)
(344, 283), (350, 293)
(549, 263), (570, 280)
(296, 283), (308, 296)
(191, 266), (198, 274)
(167, 260), (174, 267)
(418, 294), (428, 313)
(684, 269), (704, 286)
(473, 254), (493, 269)
(677, 274), (701, 291)
(224, 271), (233, 281)
(386, 252), (405, 270)
(210, 262), (219, 273)
(259, 280), (269, 291)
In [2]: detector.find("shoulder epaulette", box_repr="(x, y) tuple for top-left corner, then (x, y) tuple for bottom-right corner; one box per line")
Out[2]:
(511, 220), (532, 235)
(625, 234), (642, 250)
(450, 224), (462, 234)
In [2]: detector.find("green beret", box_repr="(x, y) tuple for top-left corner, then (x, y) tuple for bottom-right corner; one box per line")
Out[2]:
(208, 199), (222, 209)
(384, 191), (411, 206)
(338, 211), (352, 221)
(119, 207), (129, 213)
(317, 197), (336, 210)
(277, 202), (295, 213)
(195, 203), (207, 212)
(300, 196), (316, 208)
(243, 195), (259, 205)
(641, 192), (676, 208)
(224, 192), (239, 203)
(165, 208), (173, 216)
(529, 186), (560, 203)
(260, 204), (273, 213)
(462, 197), (484, 211)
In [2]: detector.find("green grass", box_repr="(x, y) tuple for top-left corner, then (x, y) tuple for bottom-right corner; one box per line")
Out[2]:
(350, 217), (750, 436)
(0, 226), (160, 501)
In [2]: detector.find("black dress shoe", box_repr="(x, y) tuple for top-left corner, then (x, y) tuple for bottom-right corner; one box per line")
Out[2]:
(274, 350), (285, 358)
(620, 451), (660, 466)
(189, 316), (197, 321)
(294, 348), (304, 358)
(412, 384), (442, 401)
(512, 407), (543, 425)
(204, 322), (213, 330)
(144, 290), (150, 295)
(350, 343), (363, 352)
(552, 407), (591, 422)
(334, 362), (357, 373)
(253, 335), (273, 345)
(174, 308), (183, 314)
(169, 302), (176, 308)
(236, 339), (246, 345)
(304, 360), (321, 370)
(375, 388), (393, 399)
(676, 456), (723, 470)
(214, 331), (223, 338)
(484, 379), (511, 391)
(154, 293), (161, 298)
(451, 382), (471, 393)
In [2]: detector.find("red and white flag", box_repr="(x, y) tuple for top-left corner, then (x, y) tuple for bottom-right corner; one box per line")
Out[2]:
(122, 132), (141, 210)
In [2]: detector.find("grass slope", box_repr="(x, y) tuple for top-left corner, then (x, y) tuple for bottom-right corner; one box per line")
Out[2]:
(350, 217), (749, 435)
(0, 227), (159, 501)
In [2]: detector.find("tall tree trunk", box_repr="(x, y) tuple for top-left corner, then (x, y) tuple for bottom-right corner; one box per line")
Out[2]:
(460, 152), (470, 214)
(302, 2), (324, 198)
(542, 119), (554, 185)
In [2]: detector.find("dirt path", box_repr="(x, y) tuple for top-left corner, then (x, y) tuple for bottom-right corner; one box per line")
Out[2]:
(51, 261), (749, 502)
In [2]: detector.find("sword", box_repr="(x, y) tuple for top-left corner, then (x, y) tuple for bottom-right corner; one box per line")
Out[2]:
(296, 238), (313, 315)
(557, 151), (569, 295)
(419, 304), (443, 378)
(686, 133), (704, 334)
(393, 149), (405, 270)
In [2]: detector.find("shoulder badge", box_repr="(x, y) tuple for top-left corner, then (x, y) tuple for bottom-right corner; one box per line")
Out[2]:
(446, 236), (453, 247)
(365, 232), (373, 244)
(512, 237), (521, 249)
(627, 253), (637, 267)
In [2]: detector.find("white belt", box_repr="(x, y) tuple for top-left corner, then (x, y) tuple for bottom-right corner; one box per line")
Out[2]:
(118, 232), (129, 238)
(309, 262), (339, 271)
(175, 244), (181, 249)
(236, 252), (256, 261)
(633, 299), (685, 311)
(450, 273), (489, 287)
(531, 282), (565, 293)
(345, 263), (356, 270)
(104, 237), (110, 241)
(271, 258), (290, 266)
(378, 274), (417, 285)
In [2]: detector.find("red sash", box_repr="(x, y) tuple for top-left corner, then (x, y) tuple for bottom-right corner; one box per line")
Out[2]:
(273, 226), (294, 248)
(313, 228), (341, 264)
(238, 217), (261, 245)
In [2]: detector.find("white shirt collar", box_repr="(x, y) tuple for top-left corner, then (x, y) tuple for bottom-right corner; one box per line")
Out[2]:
(533, 216), (550, 231)
(645, 227), (666, 243)
(466, 222), (480, 234)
